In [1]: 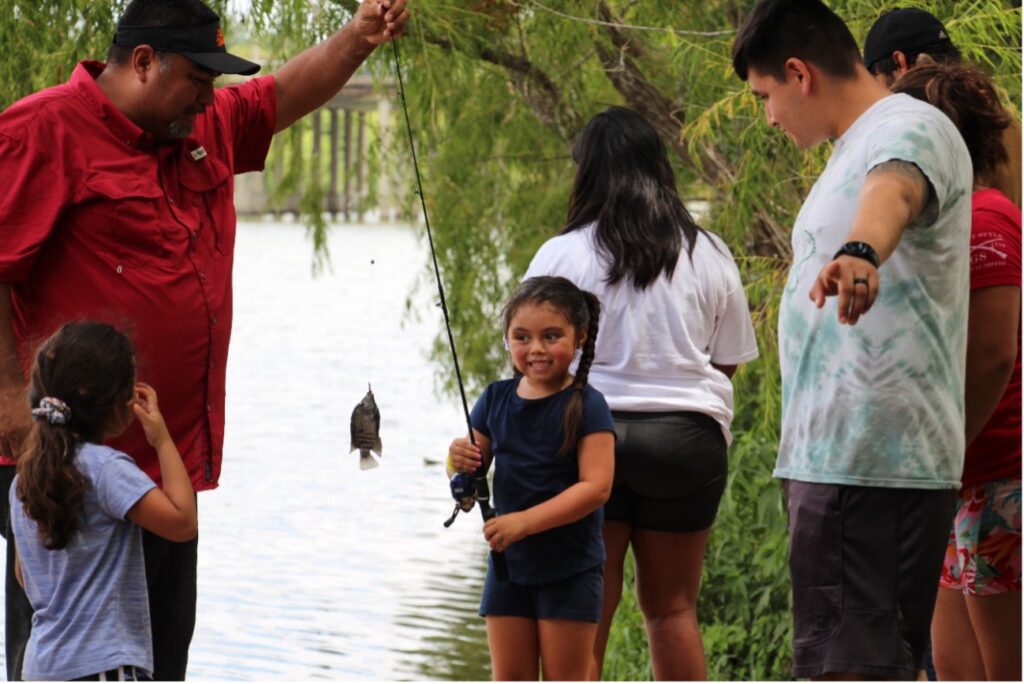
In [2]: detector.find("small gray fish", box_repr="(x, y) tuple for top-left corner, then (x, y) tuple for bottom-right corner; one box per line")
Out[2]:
(350, 385), (382, 470)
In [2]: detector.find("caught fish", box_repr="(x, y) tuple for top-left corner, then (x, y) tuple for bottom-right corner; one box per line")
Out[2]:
(350, 385), (382, 470)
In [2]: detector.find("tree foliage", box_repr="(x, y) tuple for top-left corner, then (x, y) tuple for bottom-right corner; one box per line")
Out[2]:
(337, 2), (1017, 678)
(1, 1), (1019, 679)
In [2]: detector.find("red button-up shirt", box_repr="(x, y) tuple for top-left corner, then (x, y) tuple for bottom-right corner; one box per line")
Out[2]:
(0, 61), (276, 490)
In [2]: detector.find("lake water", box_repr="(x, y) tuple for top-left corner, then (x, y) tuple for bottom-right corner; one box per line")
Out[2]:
(0, 220), (494, 680)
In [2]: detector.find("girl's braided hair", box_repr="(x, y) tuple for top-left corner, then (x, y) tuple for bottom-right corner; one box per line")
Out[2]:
(502, 276), (601, 457)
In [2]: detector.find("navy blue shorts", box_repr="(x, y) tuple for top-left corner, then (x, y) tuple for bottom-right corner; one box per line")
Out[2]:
(479, 563), (603, 622)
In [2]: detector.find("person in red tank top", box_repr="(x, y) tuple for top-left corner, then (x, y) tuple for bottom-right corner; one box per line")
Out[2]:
(894, 62), (1021, 682)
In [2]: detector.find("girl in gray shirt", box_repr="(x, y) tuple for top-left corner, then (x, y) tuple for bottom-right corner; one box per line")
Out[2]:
(10, 322), (197, 681)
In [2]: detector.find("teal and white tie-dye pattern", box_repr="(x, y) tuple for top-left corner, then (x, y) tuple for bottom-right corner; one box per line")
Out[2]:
(775, 94), (973, 489)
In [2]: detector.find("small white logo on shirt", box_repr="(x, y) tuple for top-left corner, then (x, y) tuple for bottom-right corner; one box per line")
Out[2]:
(190, 146), (208, 161)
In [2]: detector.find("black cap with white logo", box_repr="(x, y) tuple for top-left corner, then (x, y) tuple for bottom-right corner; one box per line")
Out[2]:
(863, 8), (954, 70)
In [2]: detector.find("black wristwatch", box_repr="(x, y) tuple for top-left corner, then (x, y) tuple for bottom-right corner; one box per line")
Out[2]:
(833, 241), (880, 268)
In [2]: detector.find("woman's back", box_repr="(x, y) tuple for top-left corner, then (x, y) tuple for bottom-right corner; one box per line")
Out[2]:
(10, 442), (155, 681)
(525, 223), (757, 441)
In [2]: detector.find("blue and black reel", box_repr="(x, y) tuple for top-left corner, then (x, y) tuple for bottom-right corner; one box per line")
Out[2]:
(443, 472), (478, 527)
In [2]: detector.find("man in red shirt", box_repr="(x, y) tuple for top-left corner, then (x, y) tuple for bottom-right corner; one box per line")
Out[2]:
(0, 0), (408, 679)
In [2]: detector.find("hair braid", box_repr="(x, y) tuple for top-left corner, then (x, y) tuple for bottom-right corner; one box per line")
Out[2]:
(573, 292), (601, 391)
(560, 291), (601, 457)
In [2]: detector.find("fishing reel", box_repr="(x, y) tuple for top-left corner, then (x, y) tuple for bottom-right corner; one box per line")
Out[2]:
(443, 472), (477, 527)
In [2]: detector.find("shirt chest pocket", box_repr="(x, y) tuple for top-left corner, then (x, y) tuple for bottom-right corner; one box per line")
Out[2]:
(83, 176), (174, 268)
(178, 155), (233, 257)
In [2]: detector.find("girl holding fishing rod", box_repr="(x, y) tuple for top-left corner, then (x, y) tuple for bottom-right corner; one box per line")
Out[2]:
(448, 276), (616, 681)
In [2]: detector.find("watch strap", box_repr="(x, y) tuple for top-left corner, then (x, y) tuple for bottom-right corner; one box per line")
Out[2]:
(833, 241), (880, 268)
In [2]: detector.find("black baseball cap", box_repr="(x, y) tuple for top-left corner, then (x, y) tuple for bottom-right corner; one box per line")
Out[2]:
(113, 18), (260, 75)
(863, 8), (954, 69)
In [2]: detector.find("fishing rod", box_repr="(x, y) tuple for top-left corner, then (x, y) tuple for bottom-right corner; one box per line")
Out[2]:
(390, 40), (508, 581)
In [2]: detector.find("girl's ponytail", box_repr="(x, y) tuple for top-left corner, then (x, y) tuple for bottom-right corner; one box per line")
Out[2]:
(18, 401), (87, 550)
(16, 323), (136, 550)
(559, 291), (601, 457)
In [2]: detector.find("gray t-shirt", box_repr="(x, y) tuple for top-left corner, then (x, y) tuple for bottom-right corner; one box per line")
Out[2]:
(10, 443), (156, 680)
(775, 93), (973, 489)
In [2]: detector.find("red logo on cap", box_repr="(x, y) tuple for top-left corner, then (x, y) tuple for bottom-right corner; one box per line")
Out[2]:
(216, 27), (225, 47)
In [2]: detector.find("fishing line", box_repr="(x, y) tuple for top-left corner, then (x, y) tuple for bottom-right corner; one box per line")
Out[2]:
(390, 40), (508, 580)
(389, 39), (474, 441)
(368, 256), (375, 385)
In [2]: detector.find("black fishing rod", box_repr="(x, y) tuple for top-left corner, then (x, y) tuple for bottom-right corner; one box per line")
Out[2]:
(390, 40), (508, 581)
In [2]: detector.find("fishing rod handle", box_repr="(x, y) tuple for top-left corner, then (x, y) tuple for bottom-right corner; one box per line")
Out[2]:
(481, 507), (509, 581)
(473, 479), (509, 581)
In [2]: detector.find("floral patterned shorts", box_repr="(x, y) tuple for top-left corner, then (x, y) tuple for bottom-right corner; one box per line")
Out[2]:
(940, 478), (1021, 595)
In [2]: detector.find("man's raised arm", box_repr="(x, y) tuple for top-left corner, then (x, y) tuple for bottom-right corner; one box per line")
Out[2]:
(273, 0), (408, 133)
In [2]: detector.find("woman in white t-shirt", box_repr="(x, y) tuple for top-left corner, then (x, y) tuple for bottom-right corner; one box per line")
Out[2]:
(524, 106), (758, 680)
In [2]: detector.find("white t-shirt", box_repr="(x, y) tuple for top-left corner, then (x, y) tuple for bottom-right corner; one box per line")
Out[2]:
(775, 93), (973, 489)
(525, 223), (758, 443)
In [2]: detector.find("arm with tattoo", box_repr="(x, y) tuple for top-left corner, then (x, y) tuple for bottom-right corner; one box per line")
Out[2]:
(848, 159), (934, 262)
(809, 159), (934, 325)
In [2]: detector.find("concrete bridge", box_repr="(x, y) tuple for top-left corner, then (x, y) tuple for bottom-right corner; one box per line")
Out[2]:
(234, 74), (402, 221)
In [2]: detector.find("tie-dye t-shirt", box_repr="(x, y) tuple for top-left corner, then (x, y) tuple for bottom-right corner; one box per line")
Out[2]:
(775, 94), (972, 489)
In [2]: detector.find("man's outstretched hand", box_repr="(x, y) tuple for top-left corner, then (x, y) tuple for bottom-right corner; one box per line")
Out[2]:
(809, 256), (879, 326)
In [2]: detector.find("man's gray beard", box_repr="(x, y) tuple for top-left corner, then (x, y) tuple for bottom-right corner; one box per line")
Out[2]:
(167, 117), (194, 139)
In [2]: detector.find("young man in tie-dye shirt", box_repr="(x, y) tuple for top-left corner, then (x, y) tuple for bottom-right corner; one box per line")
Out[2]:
(732, 0), (971, 679)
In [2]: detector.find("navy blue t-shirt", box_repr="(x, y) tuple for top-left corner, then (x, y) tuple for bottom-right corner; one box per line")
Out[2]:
(470, 378), (615, 585)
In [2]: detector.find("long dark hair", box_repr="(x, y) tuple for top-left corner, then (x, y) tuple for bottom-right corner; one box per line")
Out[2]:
(17, 322), (136, 550)
(892, 61), (1011, 183)
(564, 106), (704, 290)
(502, 276), (600, 457)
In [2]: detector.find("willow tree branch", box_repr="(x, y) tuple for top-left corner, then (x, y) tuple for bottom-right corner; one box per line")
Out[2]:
(593, 2), (790, 257)
(426, 35), (583, 138)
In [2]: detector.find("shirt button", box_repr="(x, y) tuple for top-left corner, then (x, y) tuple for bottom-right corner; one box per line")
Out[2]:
(168, 198), (176, 206)
(116, 265), (123, 274)
(191, 231), (198, 240)
(198, 271), (206, 280)
(211, 315), (218, 324)
(206, 404), (212, 413)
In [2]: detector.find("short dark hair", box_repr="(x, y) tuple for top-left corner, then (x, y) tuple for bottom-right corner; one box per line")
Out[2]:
(732, 0), (862, 82)
(892, 62), (1010, 181)
(107, 0), (219, 65)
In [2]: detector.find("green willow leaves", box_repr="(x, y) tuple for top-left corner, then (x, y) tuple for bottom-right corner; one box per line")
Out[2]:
(1, 1), (1019, 678)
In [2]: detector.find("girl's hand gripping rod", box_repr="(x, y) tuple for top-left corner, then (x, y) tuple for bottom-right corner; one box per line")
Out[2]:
(391, 41), (508, 581)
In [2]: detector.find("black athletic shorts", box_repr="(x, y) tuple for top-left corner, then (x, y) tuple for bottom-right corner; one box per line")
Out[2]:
(783, 480), (958, 680)
(604, 410), (727, 532)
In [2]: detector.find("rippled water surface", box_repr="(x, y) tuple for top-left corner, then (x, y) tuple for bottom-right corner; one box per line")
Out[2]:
(1, 221), (493, 680)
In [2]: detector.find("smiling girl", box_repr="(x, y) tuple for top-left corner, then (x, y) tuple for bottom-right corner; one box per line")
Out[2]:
(449, 276), (615, 680)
